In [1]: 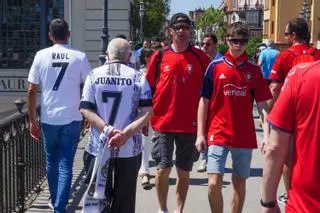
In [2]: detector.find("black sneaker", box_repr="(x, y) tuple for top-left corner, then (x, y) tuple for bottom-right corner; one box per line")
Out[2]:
(277, 193), (288, 205)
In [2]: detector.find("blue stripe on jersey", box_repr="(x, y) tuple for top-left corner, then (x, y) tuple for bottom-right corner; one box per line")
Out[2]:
(139, 99), (152, 107)
(268, 120), (293, 134)
(200, 60), (222, 99)
(79, 101), (97, 112)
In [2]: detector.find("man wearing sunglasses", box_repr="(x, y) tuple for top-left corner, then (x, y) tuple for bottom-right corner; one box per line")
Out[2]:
(146, 13), (210, 213)
(196, 22), (272, 213)
(268, 17), (320, 205)
(201, 33), (223, 62)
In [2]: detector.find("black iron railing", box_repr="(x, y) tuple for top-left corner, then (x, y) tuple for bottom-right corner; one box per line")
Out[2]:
(0, 100), (87, 213)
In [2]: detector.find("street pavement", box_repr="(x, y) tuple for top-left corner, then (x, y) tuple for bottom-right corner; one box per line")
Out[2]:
(25, 112), (285, 213)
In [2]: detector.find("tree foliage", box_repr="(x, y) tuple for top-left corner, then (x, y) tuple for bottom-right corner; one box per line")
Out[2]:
(246, 36), (263, 60)
(132, 0), (170, 40)
(196, 7), (227, 41)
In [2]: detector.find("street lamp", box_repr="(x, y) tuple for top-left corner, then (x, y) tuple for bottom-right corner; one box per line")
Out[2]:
(99, 0), (109, 65)
(299, 0), (311, 22)
(139, 1), (145, 41)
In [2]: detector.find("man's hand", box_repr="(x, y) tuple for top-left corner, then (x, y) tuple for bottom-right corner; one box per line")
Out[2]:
(260, 136), (268, 154)
(30, 120), (41, 141)
(108, 132), (128, 149)
(261, 206), (281, 213)
(195, 136), (207, 153)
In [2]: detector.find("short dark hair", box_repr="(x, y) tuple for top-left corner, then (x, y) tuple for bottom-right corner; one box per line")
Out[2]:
(140, 48), (155, 66)
(49, 18), (69, 41)
(227, 22), (249, 39)
(115, 34), (127, 40)
(203, 33), (218, 44)
(287, 17), (309, 41)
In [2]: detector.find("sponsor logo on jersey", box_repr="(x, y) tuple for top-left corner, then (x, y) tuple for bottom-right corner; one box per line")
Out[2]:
(95, 77), (133, 85)
(223, 84), (247, 97)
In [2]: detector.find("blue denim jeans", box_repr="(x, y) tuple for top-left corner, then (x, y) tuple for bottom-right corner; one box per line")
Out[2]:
(41, 121), (81, 213)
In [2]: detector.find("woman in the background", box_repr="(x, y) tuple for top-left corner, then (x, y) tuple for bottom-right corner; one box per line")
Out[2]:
(138, 48), (155, 190)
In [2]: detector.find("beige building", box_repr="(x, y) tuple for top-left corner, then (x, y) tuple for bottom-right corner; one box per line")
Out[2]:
(223, 0), (264, 37)
(263, 0), (320, 48)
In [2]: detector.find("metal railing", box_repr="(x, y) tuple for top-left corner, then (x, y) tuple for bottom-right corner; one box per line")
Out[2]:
(0, 100), (87, 213)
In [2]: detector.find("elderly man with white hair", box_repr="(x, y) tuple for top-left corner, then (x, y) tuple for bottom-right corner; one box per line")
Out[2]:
(80, 38), (153, 213)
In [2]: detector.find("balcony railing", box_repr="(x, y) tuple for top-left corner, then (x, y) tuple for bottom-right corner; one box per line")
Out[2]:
(0, 100), (87, 213)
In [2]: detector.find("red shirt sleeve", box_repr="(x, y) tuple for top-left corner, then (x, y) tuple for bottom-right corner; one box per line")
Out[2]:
(145, 50), (161, 88)
(270, 51), (287, 82)
(253, 66), (273, 102)
(268, 67), (297, 132)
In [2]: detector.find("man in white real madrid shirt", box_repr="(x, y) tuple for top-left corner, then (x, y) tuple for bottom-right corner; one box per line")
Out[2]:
(27, 19), (91, 213)
(79, 38), (153, 213)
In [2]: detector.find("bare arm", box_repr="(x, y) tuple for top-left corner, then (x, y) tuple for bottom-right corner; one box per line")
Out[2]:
(257, 101), (270, 153)
(108, 107), (153, 148)
(27, 83), (39, 122)
(262, 127), (291, 203)
(80, 108), (106, 133)
(196, 97), (210, 152)
(27, 83), (41, 140)
(267, 81), (282, 110)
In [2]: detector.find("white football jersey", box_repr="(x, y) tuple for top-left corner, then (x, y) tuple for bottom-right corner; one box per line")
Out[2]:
(80, 63), (152, 158)
(28, 44), (91, 125)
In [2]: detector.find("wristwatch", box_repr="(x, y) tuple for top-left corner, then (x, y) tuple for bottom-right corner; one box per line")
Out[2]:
(260, 199), (276, 208)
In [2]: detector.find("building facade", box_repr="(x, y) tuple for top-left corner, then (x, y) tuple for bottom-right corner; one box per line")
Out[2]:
(263, 0), (320, 48)
(189, 8), (206, 42)
(223, 0), (264, 37)
(0, 0), (132, 94)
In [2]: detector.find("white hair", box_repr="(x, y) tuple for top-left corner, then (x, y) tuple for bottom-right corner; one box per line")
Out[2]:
(107, 38), (131, 62)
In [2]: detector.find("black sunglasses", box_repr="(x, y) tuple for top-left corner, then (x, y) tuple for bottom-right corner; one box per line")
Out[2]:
(172, 25), (190, 31)
(201, 42), (212, 47)
(228, 38), (249, 45)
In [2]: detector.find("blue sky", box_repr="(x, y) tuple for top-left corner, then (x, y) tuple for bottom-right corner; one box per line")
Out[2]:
(169, 0), (223, 17)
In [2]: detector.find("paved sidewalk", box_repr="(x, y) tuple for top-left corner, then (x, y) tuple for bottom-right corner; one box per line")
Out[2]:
(25, 114), (286, 213)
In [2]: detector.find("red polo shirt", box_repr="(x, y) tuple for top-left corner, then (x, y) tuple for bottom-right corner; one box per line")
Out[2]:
(268, 61), (320, 213)
(270, 43), (318, 82)
(201, 51), (272, 148)
(146, 46), (210, 133)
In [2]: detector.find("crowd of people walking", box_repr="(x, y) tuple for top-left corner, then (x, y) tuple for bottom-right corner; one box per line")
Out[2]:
(27, 12), (320, 213)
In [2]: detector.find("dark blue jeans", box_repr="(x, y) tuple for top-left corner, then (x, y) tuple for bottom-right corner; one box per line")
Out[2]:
(41, 121), (81, 213)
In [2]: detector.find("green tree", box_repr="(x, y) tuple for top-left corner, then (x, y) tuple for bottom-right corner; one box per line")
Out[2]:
(246, 36), (263, 60)
(196, 7), (227, 41)
(132, 0), (170, 40)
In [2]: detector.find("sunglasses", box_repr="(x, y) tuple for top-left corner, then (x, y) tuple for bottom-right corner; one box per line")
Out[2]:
(228, 38), (249, 45)
(201, 42), (212, 47)
(172, 25), (190, 31)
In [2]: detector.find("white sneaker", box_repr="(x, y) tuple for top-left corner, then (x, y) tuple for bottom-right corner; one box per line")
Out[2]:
(197, 160), (207, 172)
